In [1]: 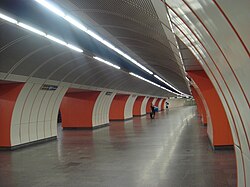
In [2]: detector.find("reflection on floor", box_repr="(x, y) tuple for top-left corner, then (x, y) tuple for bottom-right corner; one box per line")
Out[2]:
(0, 106), (236, 187)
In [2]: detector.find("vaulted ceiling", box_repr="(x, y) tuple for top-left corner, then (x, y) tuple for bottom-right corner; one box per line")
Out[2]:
(0, 0), (194, 97)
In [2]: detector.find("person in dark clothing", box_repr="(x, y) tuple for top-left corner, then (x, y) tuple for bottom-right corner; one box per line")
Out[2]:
(150, 103), (155, 119)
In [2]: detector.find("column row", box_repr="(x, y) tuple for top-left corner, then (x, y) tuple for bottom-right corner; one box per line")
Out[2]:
(0, 83), (167, 148)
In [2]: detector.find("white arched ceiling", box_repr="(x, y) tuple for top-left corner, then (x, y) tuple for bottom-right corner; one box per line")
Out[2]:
(0, 20), (174, 97)
(52, 0), (190, 94)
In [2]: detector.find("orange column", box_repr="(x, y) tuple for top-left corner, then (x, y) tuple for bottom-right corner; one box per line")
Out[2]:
(133, 96), (145, 116)
(188, 70), (233, 147)
(0, 83), (24, 147)
(161, 99), (166, 111)
(154, 98), (161, 111)
(60, 91), (100, 129)
(191, 86), (207, 124)
(109, 94), (130, 120)
(146, 97), (154, 113)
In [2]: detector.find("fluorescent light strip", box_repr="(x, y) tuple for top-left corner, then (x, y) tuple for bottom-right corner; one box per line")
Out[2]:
(67, 44), (83, 52)
(64, 15), (87, 32)
(0, 12), (83, 53)
(154, 75), (177, 91)
(35, 0), (65, 18)
(18, 22), (46, 36)
(154, 74), (191, 97)
(45, 34), (66, 45)
(129, 72), (181, 95)
(93, 56), (120, 69)
(0, 13), (18, 24)
(35, 0), (153, 75)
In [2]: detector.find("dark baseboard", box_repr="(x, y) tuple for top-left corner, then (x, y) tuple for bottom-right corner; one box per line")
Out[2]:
(133, 114), (147, 117)
(63, 123), (110, 130)
(213, 145), (234, 151)
(208, 137), (234, 151)
(0, 136), (57, 151)
(92, 123), (110, 129)
(110, 117), (133, 121)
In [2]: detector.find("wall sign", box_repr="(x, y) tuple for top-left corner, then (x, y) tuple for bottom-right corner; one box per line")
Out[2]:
(105, 92), (113, 95)
(40, 84), (58, 91)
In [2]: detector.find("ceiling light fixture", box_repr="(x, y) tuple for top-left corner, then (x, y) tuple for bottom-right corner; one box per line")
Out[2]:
(154, 75), (178, 91)
(93, 56), (120, 69)
(35, 0), (65, 18)
(0, 13), (17, 24)
(129, 72), (180, 95)
(67, 44), (83, 53)
(0, 12), (83, 53)
(45, 34), (66, 46)
(64, 15), (87, 32)
(18, 22), (46, 36)
(35, 0), (153, 75)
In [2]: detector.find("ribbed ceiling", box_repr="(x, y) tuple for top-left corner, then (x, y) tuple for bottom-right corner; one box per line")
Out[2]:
(0, 0), (194, 96)
(55, 0), (190, 93)
(0, 21), (171, 97)
(177, 38), (203, 71)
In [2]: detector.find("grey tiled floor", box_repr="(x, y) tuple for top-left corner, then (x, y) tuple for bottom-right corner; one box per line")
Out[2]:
(0, 106), (236, 187)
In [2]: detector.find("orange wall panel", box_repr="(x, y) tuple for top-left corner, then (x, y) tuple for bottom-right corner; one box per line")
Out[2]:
(155, 98), (160, 108)
(191, 86), (207, 124)
(146, 97), (154, 113)
(60, 91), (100, 128)
(109, 95), (129, 120)
(188, 70), (233, 146)
(161, 99), (166, 111)
(0, 83), (24, 147)
(133, 96), (145, 116)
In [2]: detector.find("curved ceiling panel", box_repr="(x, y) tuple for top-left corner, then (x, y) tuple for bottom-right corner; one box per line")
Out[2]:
(54, 0), (190, 94)
(0, 22), (174, 97)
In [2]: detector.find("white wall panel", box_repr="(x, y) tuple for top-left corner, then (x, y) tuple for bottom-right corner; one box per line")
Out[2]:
(20, 84), (40, 124)
(168, 98), (185, 108)
(163, 1), (250, 184)
(10, 82), (33, 146)
(215, 0), (249, 50)
(37, 121), (44, 140)
(38, 91), (53, 139)
(141, 97), (149, 115)
(10, 82), (69, 146)
(92, 91), (115, 127)
(51, 87), (68, 136)
(124, 95), (137, 119)
(29, 122), (37, 142)
(152, 98), (157, 105)
(20, 124), (29, 144)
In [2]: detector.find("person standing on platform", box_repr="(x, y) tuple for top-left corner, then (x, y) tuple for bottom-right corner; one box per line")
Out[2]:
(150, 103), (155, 119)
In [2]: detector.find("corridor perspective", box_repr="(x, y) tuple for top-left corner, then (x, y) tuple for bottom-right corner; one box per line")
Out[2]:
(0, 0), (249, 186)
(0, 107), (236, 187)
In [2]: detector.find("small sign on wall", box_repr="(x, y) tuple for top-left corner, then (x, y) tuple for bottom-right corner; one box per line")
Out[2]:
(40, 84), (58, 91)
(105, 92), (113, 96)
